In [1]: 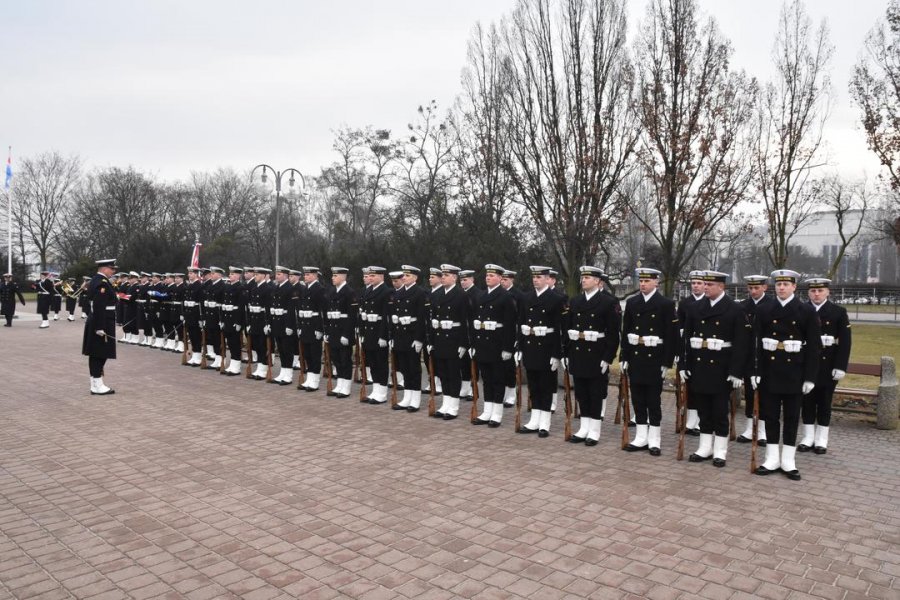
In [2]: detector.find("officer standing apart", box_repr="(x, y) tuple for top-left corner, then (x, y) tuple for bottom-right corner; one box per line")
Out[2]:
(0, 273), (26, 326)
(564, 266), (621, 446)
(752, 269), (821, 481)
(620, 268), (677, 456)
(82, 259), (118, 395)
(798, 278), (851, 455)
(681, 271), (749, 467)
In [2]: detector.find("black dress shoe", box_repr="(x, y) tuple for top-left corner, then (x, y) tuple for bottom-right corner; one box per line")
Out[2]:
(442, 413), (457, 420)
(406, 406), (420, 413)
(758, 439), (767, 446)
(712, 458), (726, 468)
(538, 430), (549, 438)
(278, 381), (292, 386)
(584, 438), (598, 447)
(91, 389), (116, 396)
(782, 468), (801, 481)
(503, 401), (515, 407)
(430, 411), (444, 418)
(624, 443), (647, 452)
(627, 421), (636, 428)
(224, 372), (239, 377)
(461, 395), (473, 401)
(392, 404), (408, 410)
(326, 390), (337, 396)
(689, 453), (711, 462)
(687, 428), (700, 437)
(517, 427), (538, 434)
(487, 421), (501, 428)
(365, 396), (376, 403)
(472, 417), (490, 425)
(649, 447), (661, 456)
(736, 435), (751, 444)
(797, 444), (812, 452)
(368, 399), (386, 405)
(813, 446), (827, 455)
(754, 465), (778, 475)
(568, 435), (586, 444)
(335, 393), (349, 399)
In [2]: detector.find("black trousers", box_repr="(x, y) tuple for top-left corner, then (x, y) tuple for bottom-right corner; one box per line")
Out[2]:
(761, 391), (801, 445)
(802, 382), (835, 426)
(167, 320), (180, 340)
(434, 355), (463, 397)
(743, 380), (755, 418)
(301, 340), (323, 374)
(37, 295), (50, 319)
(395, 349), (421, 391)
(525, 368), (555, 411)
(330, 343), (353, 379)
(460, 355), (472, 383)
(363, 346), (389, 385)
(477, 360), (506, 404)
(573, 374), (609, 419)
(503, 360), (516, 388)
(630, 381), (663, 426)
(276, 335), (294, 368)
(153, 314), (165, 338)
(205, 325), (222, 354)
(691, 390), (730, 437)
(52, 296), (61, 313)
(66, 297), (77, 313)
(88, 357), (107, 377)
(251, 334), (268, 363)
(187, 325), (203, 351)
(224, 330), (242, 360)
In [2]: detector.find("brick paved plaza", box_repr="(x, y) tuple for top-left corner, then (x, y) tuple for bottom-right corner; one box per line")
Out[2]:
(1, 313), (898, 599)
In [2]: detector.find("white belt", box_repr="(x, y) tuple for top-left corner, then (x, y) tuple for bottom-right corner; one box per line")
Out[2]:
(393, 315), (417, 325)
(432, 319), (461, 329)
(106, 306), (116, 311)
(688, 337), (732, 350)
(221, 304), (237, 312)
(567, 330), (605, 341)
(520, 325), (554, 336)
(359, 311), (368, 321)
(204, 301), (219, 308)
(136, 299), (146, 304)
(365, 313), (381, 322)
(473, 320), (503, 330)
(37, 292), (50, 295)
(183, 301), (197, 307)
(762, 338), (805, 353)
(327, 311), (349, 319)
(270, 308), (286, 316)
(248, 305), (264, 314)
(299, 310), (316, 319)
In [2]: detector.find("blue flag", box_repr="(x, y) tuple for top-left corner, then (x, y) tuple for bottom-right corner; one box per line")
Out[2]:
(4, 149), (10, 190)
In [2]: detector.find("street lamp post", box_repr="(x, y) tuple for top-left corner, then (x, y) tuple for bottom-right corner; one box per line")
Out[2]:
(250, 164), (307, 266)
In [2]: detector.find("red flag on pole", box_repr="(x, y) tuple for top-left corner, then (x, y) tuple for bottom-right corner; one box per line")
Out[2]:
(190, 239), (202, 268)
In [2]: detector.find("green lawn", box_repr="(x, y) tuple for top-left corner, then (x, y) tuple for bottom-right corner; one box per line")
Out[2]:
(841, 323), (899, 390)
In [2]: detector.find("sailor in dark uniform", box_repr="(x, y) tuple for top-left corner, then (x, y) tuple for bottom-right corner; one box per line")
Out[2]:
(429, 264), (473, 419)
(387, 270), (406, 389)
(458, 270), (483, 401)
(77, 275), (91, 320)
(736, 275), (773, 445)
(268, 266), (299, 385)
(325, 267), (358, 398)
(752, 269), (822, 481)
(564, 266), (621, 445)
(358, 266), (392, 403)
(620, 268), (677, 455)
(298, 267), (327, 391)
(677, 270), (707, 435)
(422, 267), (445, 396)
(798, 278), (851, 455)
(50, 273), (63, 321)
(390, 265), (429, 411)
(500, 269), (523, 406)
(202, 267), (226, 369)
(119, 271), (140, 343)
(36, 270), (53, 328)
(0, 273), (26, 326)
(63, 277), (78, 321)
(469, 265), (517, 427)
(247, 267), (273, 379)
(680, 271), (750, 467)
(289, 269), (304, 370)
(516, 265), (567, 436)
(182, 267), (204, 365)
(220, 267), (247, 375)
(82, 259), (118, 395)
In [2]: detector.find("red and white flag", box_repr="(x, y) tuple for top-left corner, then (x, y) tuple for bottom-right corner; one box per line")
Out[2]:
(190, 240), (202, 269)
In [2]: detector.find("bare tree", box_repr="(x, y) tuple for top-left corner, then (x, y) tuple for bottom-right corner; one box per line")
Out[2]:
(809, 175), (869, 280)
(187, 168), (262, 243)
(756, 0), (834, 268)
(498, 0), (638, 293)
(633, 0), (758, 294)
(12, 152), (81, 269)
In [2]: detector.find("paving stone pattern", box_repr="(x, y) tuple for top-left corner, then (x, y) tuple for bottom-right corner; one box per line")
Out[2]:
(1, 315), (898, 599)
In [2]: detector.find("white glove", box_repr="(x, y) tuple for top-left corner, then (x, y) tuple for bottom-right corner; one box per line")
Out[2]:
(199, 320), (206, 327)
(234, 324), (241, 332)
(661, 366), (667, 379)
(388, 339), (394, 349)
(412, 341), (423, 353)
(218, 321), (224, 329)
(263, 325), (271, 335)
(285, 328), (293, 336)
(95, 330), (104, 337)
(359, 335), (365, 344)
(180, 315), (185, 322)
(246, 325), (251, 334)
(315, 330), (322, 340)
(802, 381), (815, 394)
(323, 334), (329, 343)
(469, 348), (476, 358)
(514, 351), (522, 366)
(750, 375), (760, 389)
(560, 357), (568, 371)
(458, 346), (466, 358)
(427, 344), (433, 353)
(679, 370), (690, 381)
(340, 336), (349, 346)
(600, 360), (609, 374)
(550, 357), (560, 372)
(621, 361), (628, 372)
(501, 351), (512, 361)
(727, 375), (742, 389)
(832, 369), (846, 381)
(378, 338), (387, 348)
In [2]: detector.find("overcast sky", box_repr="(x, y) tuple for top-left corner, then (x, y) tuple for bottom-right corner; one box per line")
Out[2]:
(0, 0), (889, 183)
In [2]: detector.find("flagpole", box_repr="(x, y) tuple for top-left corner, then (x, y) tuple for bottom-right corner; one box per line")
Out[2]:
(6, 146), (11, 275)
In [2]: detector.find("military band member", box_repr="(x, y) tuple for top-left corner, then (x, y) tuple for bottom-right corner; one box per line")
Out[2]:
(752, 269), (821, 481)
(219, 267), (247, 375)
(358, 266), (392, 403)
(266, 266), (297, 385)
(247, 267), (273, 379)
(471, 265), (517, 427)
(516, 265), (567, 436)
(51, 273), (63, 321)
(737, 275), (772, 445)
(422, 267), (444, 396)
(428, 264), (472, 419)
(298, 267), (327, 391)
(458, 270), (483, 401)
(78, 275), (91, 319)
(325, 267), (358, 398)
(564, 266), (621, 445)
(798, 278), (851, 455)
(620, 268), (677, 455)
(680, 271), (749, 467)
(64, 277), (78, 320)
(390, 265), (429, 411)
(82, 259), (118, 395)
(500, 269), (522, 406)
(677, 270), (707, 435)
(0, 273), (26, 326)
(36, 270), (54, 328)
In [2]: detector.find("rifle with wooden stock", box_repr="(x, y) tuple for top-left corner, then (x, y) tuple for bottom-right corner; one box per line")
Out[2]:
(265, 335), (273, 382)
(219, 330), (226, 374)
(469, 357), (479, 423)
(358, 339), (368, 403)
(296, 338), (306, 389)
(244, 331), (254, 378)
(562, 366), (573, 441)
(324, 342), (334, 394)
(514, 363), (523, 431)
(620, 372), (631, 450)
(614, 370), (624, 425)
(676, 378), (688, 460)
(390, 348), (399, 407)
(674, 368), (684, 434)
(181, 323), (189, 366)
(427, 354), (436, 416)
(200, 328), (208, 369)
